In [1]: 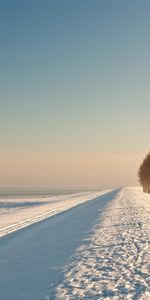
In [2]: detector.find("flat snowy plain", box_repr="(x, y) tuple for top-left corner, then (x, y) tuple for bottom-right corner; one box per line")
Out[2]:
(0, 187), (149, 300)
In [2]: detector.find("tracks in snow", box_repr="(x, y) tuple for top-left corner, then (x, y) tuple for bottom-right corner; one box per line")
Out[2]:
(56, 188), (150, 300)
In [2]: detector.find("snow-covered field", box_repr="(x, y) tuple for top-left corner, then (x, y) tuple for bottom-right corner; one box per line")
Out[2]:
(0, 187), (149, 300)
(0, 191), (108, 237)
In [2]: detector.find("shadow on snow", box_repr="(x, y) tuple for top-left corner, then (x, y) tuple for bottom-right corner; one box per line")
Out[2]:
(0, 189), (119, 300)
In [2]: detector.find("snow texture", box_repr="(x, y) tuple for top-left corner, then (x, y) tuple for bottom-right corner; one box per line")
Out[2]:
(0, 187), (149, 300)
(57, 188), (150, 300)
(0, 191), (107, 237)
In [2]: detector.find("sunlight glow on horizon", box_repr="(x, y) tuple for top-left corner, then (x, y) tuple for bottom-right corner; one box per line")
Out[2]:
(0, 1), (150, 188)
(0, 151), (141, 188)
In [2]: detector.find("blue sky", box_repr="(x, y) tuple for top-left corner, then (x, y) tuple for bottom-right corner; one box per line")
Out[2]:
(0, 1), (150, 188)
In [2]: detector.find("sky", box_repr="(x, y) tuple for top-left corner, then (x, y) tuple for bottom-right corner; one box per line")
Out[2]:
(0, 0), (150, 189)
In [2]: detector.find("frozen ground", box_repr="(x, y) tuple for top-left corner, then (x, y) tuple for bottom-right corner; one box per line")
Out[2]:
(0, 187), (150, 300)
(0, 191), (107, 237)
(57, 187), (150, 300)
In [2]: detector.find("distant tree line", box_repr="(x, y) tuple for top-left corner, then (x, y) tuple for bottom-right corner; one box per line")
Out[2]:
(138, 152), (150, 193)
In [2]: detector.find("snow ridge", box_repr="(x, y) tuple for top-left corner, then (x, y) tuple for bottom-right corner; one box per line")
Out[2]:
(0, 191), (108, 237)
(56, 188), (150, 300)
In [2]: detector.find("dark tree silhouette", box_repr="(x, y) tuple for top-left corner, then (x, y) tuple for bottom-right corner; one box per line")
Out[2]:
(138, 152), (150, 193)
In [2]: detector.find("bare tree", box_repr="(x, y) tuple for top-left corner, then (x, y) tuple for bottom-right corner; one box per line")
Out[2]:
(138, 152), (150, 193)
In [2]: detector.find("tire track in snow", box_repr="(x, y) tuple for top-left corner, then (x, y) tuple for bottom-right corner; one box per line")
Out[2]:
(56, 188), (150, 300)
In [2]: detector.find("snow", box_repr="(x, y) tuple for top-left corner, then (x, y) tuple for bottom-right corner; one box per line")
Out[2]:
(0, 187), (150, 300)
(56, 187), (150, 299)
(0, 191), (109, 237)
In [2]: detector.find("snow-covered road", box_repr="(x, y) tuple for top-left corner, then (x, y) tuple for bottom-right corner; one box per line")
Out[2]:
(57, 188), (150, 300)
(0, 188), (149, 300)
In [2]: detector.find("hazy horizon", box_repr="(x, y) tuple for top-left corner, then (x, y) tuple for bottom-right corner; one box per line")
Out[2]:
(0, 151), (141, 188)
(0, 1), (150, 189)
